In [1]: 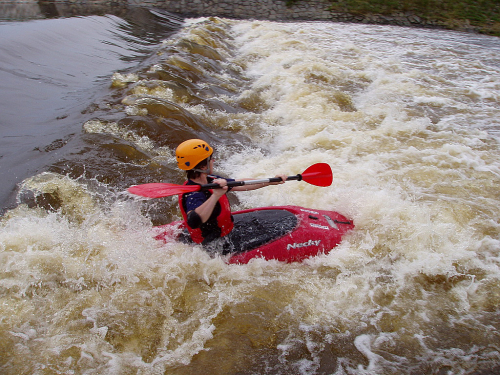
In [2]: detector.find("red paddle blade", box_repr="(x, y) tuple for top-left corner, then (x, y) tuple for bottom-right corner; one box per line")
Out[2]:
(128, 183), (200, 198)
(301, 163), (333, 187)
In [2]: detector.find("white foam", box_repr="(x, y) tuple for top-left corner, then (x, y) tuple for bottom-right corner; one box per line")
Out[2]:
(2, 18), (500, 375)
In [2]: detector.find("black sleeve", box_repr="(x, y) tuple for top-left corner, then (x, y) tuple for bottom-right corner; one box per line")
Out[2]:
(187, 210), (203, 229)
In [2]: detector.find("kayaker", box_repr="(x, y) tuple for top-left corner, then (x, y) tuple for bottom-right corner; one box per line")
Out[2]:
(175, 138), (286, 253)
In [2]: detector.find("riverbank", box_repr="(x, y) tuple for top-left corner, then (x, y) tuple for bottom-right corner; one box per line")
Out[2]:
(2, 0), (499, 36)
(137, 0), (496, 35)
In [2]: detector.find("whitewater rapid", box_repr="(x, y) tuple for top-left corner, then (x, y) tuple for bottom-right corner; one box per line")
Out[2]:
(1, 13), (500, 374)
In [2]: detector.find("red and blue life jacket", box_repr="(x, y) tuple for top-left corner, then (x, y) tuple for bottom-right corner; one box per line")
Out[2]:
(178, 181), (234, 244)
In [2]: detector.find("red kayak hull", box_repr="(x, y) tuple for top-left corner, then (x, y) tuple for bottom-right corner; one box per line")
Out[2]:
(154, 205), (354, 264)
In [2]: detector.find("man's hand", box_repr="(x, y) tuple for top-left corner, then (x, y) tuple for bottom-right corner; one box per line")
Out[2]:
(212, 178), (228, 198)
(270, 175), (287, 185)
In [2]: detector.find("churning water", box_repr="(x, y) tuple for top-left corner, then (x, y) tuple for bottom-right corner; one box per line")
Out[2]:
(1, 7), (500, 374)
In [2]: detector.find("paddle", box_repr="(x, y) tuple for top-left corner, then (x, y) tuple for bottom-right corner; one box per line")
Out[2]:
(128, 163), (333, 198)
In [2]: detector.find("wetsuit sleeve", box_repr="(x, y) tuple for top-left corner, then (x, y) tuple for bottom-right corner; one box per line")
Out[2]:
(183, 191), (208, 229)
(187, 210), (203, 228)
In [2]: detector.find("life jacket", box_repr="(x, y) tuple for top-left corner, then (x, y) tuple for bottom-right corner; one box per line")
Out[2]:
(178, 181), (234, 244)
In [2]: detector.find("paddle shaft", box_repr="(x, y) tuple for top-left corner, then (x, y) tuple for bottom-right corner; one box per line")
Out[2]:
(128, 163), (331, 198)
(201, 174), (302, 190)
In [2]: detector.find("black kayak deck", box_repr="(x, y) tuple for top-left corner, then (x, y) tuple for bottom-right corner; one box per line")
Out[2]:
(228, 209), (298, 253)
(179, 209), (298, 254)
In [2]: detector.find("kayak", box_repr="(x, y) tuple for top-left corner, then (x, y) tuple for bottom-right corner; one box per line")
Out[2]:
(154, 205), (354, 264)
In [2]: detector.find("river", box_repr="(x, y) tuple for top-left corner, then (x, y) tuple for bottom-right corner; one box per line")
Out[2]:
(1, 5), (500, 375)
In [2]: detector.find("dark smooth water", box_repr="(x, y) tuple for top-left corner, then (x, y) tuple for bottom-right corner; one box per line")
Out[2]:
(0, 6), (184, 212)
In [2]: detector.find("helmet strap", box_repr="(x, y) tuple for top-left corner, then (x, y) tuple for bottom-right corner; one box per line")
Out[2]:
(192, 168), (209, 174)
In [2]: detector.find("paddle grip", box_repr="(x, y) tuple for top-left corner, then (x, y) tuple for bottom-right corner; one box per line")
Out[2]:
(200, 181), (248, 190)
(200, 174), (301, 190)
(200, 183), (227, 190)
(268, 174), (301, 183)
(285, 174), (302, 182)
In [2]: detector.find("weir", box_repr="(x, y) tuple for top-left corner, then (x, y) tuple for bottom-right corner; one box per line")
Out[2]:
(1, 6), (500, 375)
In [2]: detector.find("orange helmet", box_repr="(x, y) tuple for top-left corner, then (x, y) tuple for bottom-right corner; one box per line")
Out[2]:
(175, 139), (213, 170)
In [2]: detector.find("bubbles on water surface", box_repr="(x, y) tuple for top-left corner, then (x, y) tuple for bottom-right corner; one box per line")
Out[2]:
(2, 15), (500, 375)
